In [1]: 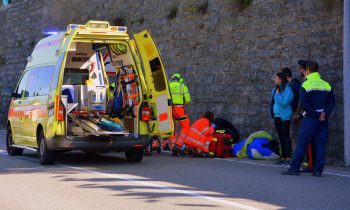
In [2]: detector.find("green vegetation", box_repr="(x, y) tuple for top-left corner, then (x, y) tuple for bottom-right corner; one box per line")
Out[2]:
(167, 5), (178, 20)
(187, 1), (209, 15)
(236, 0), (253, 10)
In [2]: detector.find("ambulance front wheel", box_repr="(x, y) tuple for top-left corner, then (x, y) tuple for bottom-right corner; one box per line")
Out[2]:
(6, 127), (23, 156)
(125, 149), (144, 162)
(38, 130), (56, 165)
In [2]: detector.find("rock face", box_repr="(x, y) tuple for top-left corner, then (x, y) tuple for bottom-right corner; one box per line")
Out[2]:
(0, 0), (344, 163)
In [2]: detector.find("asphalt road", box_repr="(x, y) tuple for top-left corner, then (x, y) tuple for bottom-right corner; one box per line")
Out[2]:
(1, 129), (350, 210)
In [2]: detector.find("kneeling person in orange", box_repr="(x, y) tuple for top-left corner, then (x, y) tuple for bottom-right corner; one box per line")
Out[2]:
(169, 73), (191, 151)
(183, 111), (215, 157)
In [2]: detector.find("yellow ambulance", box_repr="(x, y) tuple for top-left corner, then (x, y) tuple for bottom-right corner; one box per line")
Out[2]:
(6, 21), (174, 164)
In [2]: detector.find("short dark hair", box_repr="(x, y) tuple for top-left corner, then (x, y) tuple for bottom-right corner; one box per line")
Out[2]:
(306, 61), (319, 73)
(281, 68), (292, 78)
(204, 111), (214, 124)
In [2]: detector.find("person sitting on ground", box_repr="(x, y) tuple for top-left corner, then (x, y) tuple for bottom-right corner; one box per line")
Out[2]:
(173, 111), (215, 157)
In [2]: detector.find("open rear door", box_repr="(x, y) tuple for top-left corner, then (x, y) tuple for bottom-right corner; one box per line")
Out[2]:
(133, 30), (174, 138)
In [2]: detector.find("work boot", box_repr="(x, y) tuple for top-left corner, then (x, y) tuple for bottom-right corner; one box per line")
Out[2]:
(312, 171), (322, 177)
(172, 144), (184, 156)
(281, 169), (300, 176)
(198, 152), (209, 158)
(163, 144), (171, 151)
(144, 148), (152, 156)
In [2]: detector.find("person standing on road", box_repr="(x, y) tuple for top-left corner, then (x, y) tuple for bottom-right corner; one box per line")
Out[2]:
(282, 61), (335, 177)
(281, 67), (301, 152)
(271, 72), (294, 164)
(168, 73), (191, 154)
(295, 60), (316, 173)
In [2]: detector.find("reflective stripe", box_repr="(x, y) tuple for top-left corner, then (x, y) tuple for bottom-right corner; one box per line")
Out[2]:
(212, 138), (217, 142)
(305, 88), (331, 92)
(191, 127), (205, 137)
(172, 93), (184, 96)
(202, 127), (209, 133)
(186, 136), (208, 149)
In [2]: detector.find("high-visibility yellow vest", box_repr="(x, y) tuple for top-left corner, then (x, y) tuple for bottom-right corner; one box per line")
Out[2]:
(169, 81), (191, 105)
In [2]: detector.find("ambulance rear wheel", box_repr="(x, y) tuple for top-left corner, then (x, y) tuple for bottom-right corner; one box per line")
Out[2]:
(6, 127), (23, 156)
(38, 130), (56, 165)
(125, 150), (144, 162)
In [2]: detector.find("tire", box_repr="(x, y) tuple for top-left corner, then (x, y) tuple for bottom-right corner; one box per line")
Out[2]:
(6, 128), (23, 156)
(125, 150), (144, 162)
(38, 130), (56, 165)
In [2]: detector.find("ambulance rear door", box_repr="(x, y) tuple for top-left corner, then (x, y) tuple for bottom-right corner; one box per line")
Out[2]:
(133, 30), (174, 138)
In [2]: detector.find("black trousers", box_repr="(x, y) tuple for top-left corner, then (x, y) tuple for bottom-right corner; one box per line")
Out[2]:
(274, 117), (292, 159)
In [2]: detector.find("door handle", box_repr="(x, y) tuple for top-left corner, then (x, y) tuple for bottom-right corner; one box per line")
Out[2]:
(18, 101), (21, 104)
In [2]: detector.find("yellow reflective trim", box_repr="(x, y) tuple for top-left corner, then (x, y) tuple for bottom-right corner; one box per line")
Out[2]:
(212, 138), (218, 142)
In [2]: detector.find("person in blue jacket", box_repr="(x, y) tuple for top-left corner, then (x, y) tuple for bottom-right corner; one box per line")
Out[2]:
(282, 61), (335, 177)
(271, 72), (294, 164)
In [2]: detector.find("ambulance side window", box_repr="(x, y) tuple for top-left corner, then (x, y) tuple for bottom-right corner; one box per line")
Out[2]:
(51, 54), (65, 90)
(16, 71), (29, 99)
(24, 69), (39, 97)
(36, 66), (55, 96)
(149, 57), (166, 91)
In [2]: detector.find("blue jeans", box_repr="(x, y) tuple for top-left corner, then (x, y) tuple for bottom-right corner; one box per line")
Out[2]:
(290, 117), (329, 173)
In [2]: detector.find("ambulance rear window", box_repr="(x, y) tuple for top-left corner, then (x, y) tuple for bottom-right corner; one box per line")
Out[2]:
(149, 57), (166, 91)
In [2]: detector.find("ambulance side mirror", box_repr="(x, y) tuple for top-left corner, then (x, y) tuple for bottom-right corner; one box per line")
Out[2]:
(12, 92), (19, 98)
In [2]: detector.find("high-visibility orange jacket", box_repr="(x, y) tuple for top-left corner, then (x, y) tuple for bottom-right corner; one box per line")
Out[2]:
(184, 118), (214, 153)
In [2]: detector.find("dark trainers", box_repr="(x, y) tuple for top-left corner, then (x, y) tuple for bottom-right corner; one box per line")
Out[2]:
(300, 168), (313, 173)
(276, 159), (285, 164)
(284, 160), (291, 164)
(312, 171), (322, 177)
(281, 169), (300, 176)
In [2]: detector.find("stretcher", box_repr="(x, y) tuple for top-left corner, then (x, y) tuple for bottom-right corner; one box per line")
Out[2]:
(68, 113), (129, 136)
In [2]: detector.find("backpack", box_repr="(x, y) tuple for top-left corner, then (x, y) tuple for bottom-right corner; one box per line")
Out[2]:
(209, 133), (233, 158)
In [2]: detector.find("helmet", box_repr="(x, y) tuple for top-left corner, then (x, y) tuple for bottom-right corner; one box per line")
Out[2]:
(172, 73), (184, 83)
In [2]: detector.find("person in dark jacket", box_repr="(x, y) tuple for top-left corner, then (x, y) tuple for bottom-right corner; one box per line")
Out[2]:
(271, 72), (294, 164)
(282, 61), (335, 177)
(214, 118), (240, 143)
(281, 67), (301, 152)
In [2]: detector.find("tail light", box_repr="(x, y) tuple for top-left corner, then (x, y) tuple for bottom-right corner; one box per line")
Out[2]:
(141, 106), (150, 121)
(55, 95), (64, 121)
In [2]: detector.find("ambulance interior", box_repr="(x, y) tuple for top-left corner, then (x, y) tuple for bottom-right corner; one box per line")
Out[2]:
(61, 42), (141, 137)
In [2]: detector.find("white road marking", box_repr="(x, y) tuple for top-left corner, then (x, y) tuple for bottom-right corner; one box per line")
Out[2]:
(162, 150), (350, 178)
(60, 164), (263, 210)
(0, 149), (261, 210)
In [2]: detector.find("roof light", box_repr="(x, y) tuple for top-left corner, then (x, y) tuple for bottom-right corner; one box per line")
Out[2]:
(118, 27), (127, 31)
(90, 22), (98, 28)
(99, 23), (109, 28)
(79, 25), (86, 29)
(111, 27), (117, 31)
(43, 31), (58, 36)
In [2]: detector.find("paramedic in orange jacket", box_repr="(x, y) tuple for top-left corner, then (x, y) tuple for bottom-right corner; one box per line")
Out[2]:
(169, 73), (191, 152)
(182, 111), (215, 157)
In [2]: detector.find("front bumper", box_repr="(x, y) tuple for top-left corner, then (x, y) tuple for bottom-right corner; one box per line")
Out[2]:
(46, 134), (150, 152)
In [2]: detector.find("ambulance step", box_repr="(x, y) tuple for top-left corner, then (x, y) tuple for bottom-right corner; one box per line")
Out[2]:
(12, 144), (37, 152)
